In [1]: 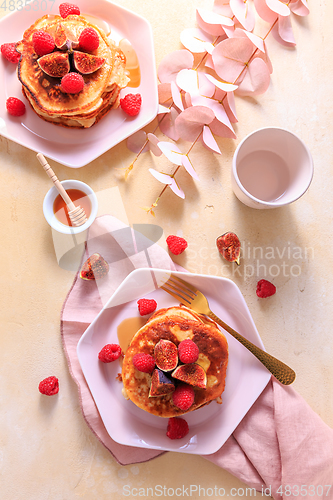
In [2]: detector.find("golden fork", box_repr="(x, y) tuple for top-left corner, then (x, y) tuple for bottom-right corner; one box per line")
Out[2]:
(161, 274), (296, 385)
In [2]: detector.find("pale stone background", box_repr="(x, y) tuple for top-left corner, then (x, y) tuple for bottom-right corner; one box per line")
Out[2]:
(1, 0), (332, 498)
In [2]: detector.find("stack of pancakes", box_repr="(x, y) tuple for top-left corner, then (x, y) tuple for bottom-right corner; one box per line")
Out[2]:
(16, 15), (129, 128)
(122, 306), (229, 418)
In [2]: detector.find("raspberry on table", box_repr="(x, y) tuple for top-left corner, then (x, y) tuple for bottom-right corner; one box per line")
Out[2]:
(6, 97), (26, 117)
(59, 2), (80, 18)
(166, 417), (189, 439)
(166, 235), (188, 255)
(178, 339), (199, 364)
(32, 30), (55, 56)
(120, 93), (142, 116)
(79, 27), (100, 52)
(137, 298), (157, 316)
(98, 344), (122, 363)
(1, 43), (20, 63)
(61, 72), (85, 94)
(172, 384), (195, 411)
(132, 353), (155, 373)
(39, 376), (59, 396)
(256, 279), (276, 298)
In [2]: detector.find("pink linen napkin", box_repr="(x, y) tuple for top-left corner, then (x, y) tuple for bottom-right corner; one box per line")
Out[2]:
(61, 215), (333, 497)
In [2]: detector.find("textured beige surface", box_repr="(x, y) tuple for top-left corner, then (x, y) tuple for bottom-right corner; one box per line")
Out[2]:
(1, 1), (333, 499)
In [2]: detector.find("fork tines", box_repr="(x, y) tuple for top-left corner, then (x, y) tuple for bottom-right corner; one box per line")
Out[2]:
(161, 274), (197, 305)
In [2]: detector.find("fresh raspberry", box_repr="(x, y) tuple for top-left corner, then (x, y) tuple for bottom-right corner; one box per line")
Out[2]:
(166, 235), (188, 255)
(132, 353), (155, 373)
(178, 339), (199, 364)
(120, 93), (142, 116)
(256, 279), (276, 298)
(1, 42), (20, 63)
(172, 384), (195, 411)
(79, 27), (100, 52)
(61, 72), (84, 93)
(98, 344), (122, 363)
(59, 2), (80, 18)
(166, 417), (189, 439)
(6, 97), (26, 117)
(39, 376), (59, 396)
(32, 30), (55, 56)
(137, 298), (157, 316)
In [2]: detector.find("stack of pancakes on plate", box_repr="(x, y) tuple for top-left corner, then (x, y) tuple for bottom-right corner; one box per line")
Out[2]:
(122, 306), (229, 418)
(16, 15), (129, 128)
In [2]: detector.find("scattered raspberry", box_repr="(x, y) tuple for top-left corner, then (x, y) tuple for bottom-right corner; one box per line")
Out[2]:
(256, 279), (276, 298)
(61, 72), (84, 93)
(32, 30), (55, 56)
(120, 93), (142, 116)
(137, 298), (157, 316)
(98, 344), (122, 363)
(172, 384), (195, 411)
(132, 352), (155, 373)
(166, 417), (189, 440)
(1, 42), (20, 63)
(6, 97), (26, 117)
(178, 339), (199, 364)
(79, 27), (100, 52)
(166, 235), (188, 255)
(59, 2), (80, 18)
(38, 376), (59, 396)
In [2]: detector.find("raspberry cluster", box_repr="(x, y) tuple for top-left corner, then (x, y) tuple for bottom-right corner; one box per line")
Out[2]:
(137, 298), (157, 316)
(79, 27), (100, 52)
(166, 235), (188, 255)
(59, 2), (80, 18)
(120, 93), (142, 116)
(1, 42), (20, 63)
(132, 353), (156, 373)
(39, 376), (59, 396)
(98, 344), (123, 363)
(166, 417), (189, 439)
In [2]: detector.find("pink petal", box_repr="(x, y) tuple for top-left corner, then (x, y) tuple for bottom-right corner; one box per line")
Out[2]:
(230, 0), (255, 32)
(235, 57), (270, 96)
(180, 28), (215, 54)
(149, 169), (173, 185)
(181, 155), (200, 180)
(290, 0), (309, 16)
(158, 107), (180, 141)
(202, 125), (222, 154)
(147, 133), (163, 157)
(171, 81), (184, 111)
(158, 50), (194, 83)
(126, 130), (149, 154)
(158, 83), (172, 104)
(266, 0), (290, 16)
(175, 106), (215, 142)
(253, 0), (277, 22)
(169, 178), (185, 199)
(157, 141), (183, 165)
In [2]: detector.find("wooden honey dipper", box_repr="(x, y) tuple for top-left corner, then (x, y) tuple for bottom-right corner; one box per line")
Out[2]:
(37, 153), (87, 227)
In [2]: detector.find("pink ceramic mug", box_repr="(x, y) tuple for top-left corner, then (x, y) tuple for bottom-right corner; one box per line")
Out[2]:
(231, 127), (314, 209)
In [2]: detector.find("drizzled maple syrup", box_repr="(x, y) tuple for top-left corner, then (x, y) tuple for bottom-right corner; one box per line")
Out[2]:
(53, 189), (92, 226)
(117, 316), (146, 354)
(119, 38), (141, 88)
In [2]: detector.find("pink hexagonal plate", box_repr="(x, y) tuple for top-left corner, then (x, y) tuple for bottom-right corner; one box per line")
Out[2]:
(0, 0), (158, 167)
(77, 268), (271, 455)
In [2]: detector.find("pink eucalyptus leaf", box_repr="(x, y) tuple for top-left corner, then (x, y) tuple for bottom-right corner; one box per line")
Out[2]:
(205, 73), (238, 92)
(158, 104), (171, 114)
(290, 0), (309, 16)
(240, 29), (265, 53)
(158, 50), (194, 83)
(197, 73), (217, 97)
(126, 130), (149, 154)
(212, 37), (254, 82)
(266, 0), (290, 16)
(209, 118), (237, 139)
(175, 106), (215, 142)
(213, 88), (238, 123)
(149, 169), (173, 185)
(180, 28), (215, 54)
(171, 81), (184, 111)
(205, 55), (215, 70)
(235, 57), (270, 96)
(203, 125), (222, 154)
(253, 0), (278, 22)
(157, 141), (183, 165)
(158, 107), (180, 141)
(230, 0), (255, 32)
(158, 82), (172, 104)
(278, 15), (296, 45)
(181, 155), (200, 180)
(213, 0), (233, 17)
(196, 8), (233, 36)
(147, 133), (163, 157)
(169, 178), (185, 199)
(176, 69), (200, 94)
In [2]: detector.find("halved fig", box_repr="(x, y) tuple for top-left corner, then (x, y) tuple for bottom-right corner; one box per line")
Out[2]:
(80, 253), (109, 280)
(172, 363), (207, 389)
(216, 232), (241, 265)
(54, 24), (67, 49)
(38, 52), (70, 78)
(73, 51), (105, 74)
(154, 339), (178, 372)
(149, 369), (175, 397)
